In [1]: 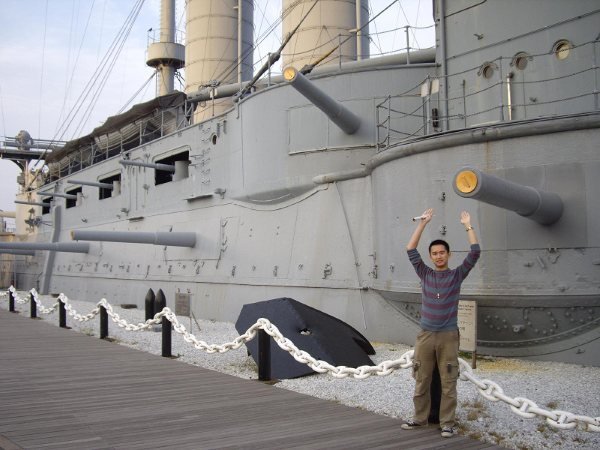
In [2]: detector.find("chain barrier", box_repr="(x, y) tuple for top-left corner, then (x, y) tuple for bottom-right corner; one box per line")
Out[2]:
(3, 286), (600, 432)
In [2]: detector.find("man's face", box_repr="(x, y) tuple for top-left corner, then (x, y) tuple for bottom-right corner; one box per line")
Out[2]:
(429, 244), (450, 270)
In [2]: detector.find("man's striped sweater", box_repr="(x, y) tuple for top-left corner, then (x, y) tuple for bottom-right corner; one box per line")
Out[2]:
(407, 244), (481, 331)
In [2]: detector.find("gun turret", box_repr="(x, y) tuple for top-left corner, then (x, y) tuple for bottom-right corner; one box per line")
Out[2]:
(0, 242), (90, 253)
(283, 66), (361, 135)
(70, 230), (196, 248)
(453, 167), (563, 225)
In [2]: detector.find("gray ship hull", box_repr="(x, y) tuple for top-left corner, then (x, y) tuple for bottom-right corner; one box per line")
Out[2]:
(4, 0), (600, 366)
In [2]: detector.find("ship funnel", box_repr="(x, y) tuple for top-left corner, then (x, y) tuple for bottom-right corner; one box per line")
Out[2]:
(283, 66), (361, 134)
(146, 0), (185, 96)
(282, 0), (369, 69)
(185, 0), (254, 122)
(453, 167), (564, 225)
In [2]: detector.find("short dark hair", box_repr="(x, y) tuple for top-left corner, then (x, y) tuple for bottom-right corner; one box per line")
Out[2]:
(429, 239), (450, 253)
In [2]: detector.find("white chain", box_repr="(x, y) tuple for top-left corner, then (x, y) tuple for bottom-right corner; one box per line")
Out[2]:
(5, 286), (600, 432)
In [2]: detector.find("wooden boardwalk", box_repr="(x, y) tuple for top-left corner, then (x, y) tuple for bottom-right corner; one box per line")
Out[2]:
(0, 309), (503, 450)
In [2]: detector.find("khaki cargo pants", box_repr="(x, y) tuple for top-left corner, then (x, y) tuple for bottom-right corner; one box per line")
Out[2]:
(411, 329), (460, 428)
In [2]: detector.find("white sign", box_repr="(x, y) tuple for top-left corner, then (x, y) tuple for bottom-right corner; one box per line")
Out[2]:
(458, 300), (477, 352)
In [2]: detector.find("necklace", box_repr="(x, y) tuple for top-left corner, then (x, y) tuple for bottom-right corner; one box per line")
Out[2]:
(433, 272), (441, 299)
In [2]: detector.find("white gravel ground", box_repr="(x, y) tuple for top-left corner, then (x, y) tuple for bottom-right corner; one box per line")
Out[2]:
(3, 292), (599, 450)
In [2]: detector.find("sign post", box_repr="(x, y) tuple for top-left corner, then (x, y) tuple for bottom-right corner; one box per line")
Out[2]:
(458, 300), (478, 369)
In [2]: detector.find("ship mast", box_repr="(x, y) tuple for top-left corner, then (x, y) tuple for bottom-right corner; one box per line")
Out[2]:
(146, 0), (185, 97)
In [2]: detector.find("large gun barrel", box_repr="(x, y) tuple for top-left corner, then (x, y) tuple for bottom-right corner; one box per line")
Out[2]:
(0, 249), (36, 256)
(119, 160), (175, 172)
(0, 242), (90, 253)
(39, 192), (78, 200)
(71, 230), (196, 247)
(283, 66), (361, 135)
(453, 167), (563, 225)
(15, 200), (51, 207)
(68, 180), (114, 189)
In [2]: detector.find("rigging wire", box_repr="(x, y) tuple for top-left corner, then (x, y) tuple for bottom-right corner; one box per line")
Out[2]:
(51, 0), (144, 141)
(118, 72), (157, 114)
(37, 0), (50, 141)
(26, 0), (146, 190)
(398, 1), (420, 49)
(58, 0), (97, 128)
(75, 0), (144, 136)
(0, 84), (6, 138)
(204, 0), (305, 90)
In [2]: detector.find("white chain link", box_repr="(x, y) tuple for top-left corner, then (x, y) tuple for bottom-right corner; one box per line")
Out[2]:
(5, 286), (600, 432)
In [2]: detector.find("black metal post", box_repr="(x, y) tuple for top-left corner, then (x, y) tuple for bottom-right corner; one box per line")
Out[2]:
(30, 293), (37, 318)
(9, 290), (15, 312)
(100, 305), (108, 339)
(145, 288), (155, 321)
(155, 289), (166, 316)
(258, 329), (272, 381)
(162, 315), (172, 357)
(428, 362), (442, 424)
(59, 299), (67, 328)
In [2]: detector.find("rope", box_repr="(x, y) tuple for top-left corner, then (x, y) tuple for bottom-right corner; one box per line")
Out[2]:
(4, 286), (600, 433)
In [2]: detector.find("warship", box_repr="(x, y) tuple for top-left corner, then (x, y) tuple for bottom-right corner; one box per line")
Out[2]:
(1, 0), (599, 366)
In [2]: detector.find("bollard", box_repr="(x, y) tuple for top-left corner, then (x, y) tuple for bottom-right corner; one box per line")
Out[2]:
(145, 289), (155, 321)
(258, 329), (272, 381)
(155, 289), (166, 315)
(9, 290), (15, 312)
(59, 299), (67, 328)
(162, 315), (172, 357)
(100, 305), (108, 339)
(428, 363), (442, 424)
(30, 293), (37, 318)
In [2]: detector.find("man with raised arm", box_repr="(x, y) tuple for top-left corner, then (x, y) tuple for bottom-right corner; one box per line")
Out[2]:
(401, 208), (480, 438)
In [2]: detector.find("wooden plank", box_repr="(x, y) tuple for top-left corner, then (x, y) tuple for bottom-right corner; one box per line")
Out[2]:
(0, 310), (502, 449)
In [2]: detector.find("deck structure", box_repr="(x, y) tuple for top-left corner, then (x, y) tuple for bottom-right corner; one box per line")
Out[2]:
(0, 309), (502, 449)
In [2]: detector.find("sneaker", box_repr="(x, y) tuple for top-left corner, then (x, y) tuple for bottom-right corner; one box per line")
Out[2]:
(440, 426), (456, 438)
(401, 419), (426, 430)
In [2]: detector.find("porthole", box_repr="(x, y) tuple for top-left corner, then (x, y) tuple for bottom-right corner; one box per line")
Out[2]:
(211, 133), (218, 145)
(478, 62), (496, 79)
(511, 52), (530, 70)
(552, 39), (572, 60)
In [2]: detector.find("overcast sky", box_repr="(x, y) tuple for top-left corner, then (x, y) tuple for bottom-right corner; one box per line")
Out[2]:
(0, 0), (434, 221)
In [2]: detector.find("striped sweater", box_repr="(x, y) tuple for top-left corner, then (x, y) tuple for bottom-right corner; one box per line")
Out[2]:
(407, 244), (481, 331)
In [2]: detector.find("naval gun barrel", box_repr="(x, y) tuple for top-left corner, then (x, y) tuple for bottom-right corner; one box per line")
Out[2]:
(282, 66), (361, 135)
(0, 249), (36, 256)
(68, 180), (114, 189)
(15, 200), (51, 207)
(39, 192), (78, 200)
(0, 242), (90, 253)
(71, 230), (196, 247)
(453, 167), (563, 225)
(119, 160), (175, 172)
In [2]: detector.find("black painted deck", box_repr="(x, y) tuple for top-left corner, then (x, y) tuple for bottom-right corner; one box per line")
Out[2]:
(0, 309), (502, 450)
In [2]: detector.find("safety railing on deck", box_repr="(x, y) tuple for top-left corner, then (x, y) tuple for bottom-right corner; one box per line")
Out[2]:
(2, 286), (599, 433)
(376, 38), (600, 151)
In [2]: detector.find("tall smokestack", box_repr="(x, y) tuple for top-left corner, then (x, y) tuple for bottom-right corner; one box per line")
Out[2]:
(185, 0), (254, 123)
(282, 0), (369, 70)
(146, 0), (185, 96)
